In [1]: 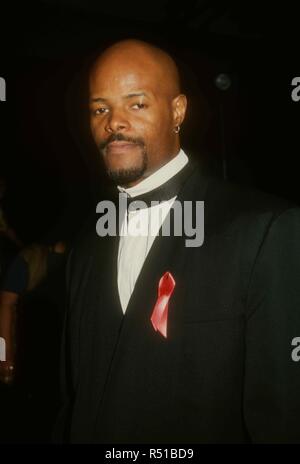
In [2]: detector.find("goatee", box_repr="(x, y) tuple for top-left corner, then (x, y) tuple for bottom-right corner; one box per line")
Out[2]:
(98, 133), (147, 186)
(106, 152), (148, 186)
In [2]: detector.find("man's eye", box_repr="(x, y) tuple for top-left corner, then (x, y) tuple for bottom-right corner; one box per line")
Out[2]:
(94, 108), (108, 115)
(131, 103), (146, 110)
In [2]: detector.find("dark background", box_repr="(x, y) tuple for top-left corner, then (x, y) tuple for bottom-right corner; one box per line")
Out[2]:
(0, 0), (299, 445)
(0, 0), (299, 245)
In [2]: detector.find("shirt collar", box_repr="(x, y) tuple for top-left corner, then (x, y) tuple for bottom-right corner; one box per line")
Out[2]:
(117, 148), (189, 198)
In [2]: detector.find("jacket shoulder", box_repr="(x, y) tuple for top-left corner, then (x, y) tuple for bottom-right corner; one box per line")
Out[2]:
(191, 165), (296, 217)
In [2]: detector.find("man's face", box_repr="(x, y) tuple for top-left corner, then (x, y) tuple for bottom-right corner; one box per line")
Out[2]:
(89, 56), (182, 186)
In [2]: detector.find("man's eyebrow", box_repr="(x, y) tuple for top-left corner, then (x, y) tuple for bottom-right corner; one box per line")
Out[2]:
(90, 92), (148, 103)
(124, 92), (148, 99)
(90, 97), (107, 103)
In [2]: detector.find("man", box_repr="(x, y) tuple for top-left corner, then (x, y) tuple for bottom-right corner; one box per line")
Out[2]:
(56, 39), (300, 443)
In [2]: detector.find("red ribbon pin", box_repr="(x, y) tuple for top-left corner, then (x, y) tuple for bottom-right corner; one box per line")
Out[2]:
(150, 271), (176, 338)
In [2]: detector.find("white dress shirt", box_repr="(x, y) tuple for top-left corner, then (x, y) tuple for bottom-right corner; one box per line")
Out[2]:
(117, 148), (189, 313)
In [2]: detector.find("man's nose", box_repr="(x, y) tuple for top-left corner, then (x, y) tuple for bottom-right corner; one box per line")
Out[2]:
(105, 109), (130, 133)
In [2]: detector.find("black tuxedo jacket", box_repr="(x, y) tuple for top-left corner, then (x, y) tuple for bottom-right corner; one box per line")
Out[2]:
(56, 162), (300, 443)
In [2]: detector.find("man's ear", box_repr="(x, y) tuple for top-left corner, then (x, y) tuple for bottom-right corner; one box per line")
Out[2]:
(172, 94), (187, 127)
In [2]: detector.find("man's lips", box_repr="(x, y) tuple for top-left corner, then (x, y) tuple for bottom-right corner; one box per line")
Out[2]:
(106, 141), (139, 153)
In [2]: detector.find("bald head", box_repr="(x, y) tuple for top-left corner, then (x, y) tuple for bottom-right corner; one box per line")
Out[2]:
(91, 39), (181, 98)
(89, 39), (187, 186)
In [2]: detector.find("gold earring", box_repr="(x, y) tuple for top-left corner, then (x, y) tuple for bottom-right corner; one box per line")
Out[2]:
(174, 125), (180, 133)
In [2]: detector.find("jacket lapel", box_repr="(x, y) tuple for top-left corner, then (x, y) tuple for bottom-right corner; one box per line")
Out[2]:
(122, 160), (209, 326)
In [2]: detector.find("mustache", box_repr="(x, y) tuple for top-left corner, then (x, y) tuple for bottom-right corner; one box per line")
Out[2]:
(98, 133), (145, 151)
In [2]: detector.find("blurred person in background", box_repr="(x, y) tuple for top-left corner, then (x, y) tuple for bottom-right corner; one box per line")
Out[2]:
(0, 240), (67, 442)
(0, 176), (23, 282)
